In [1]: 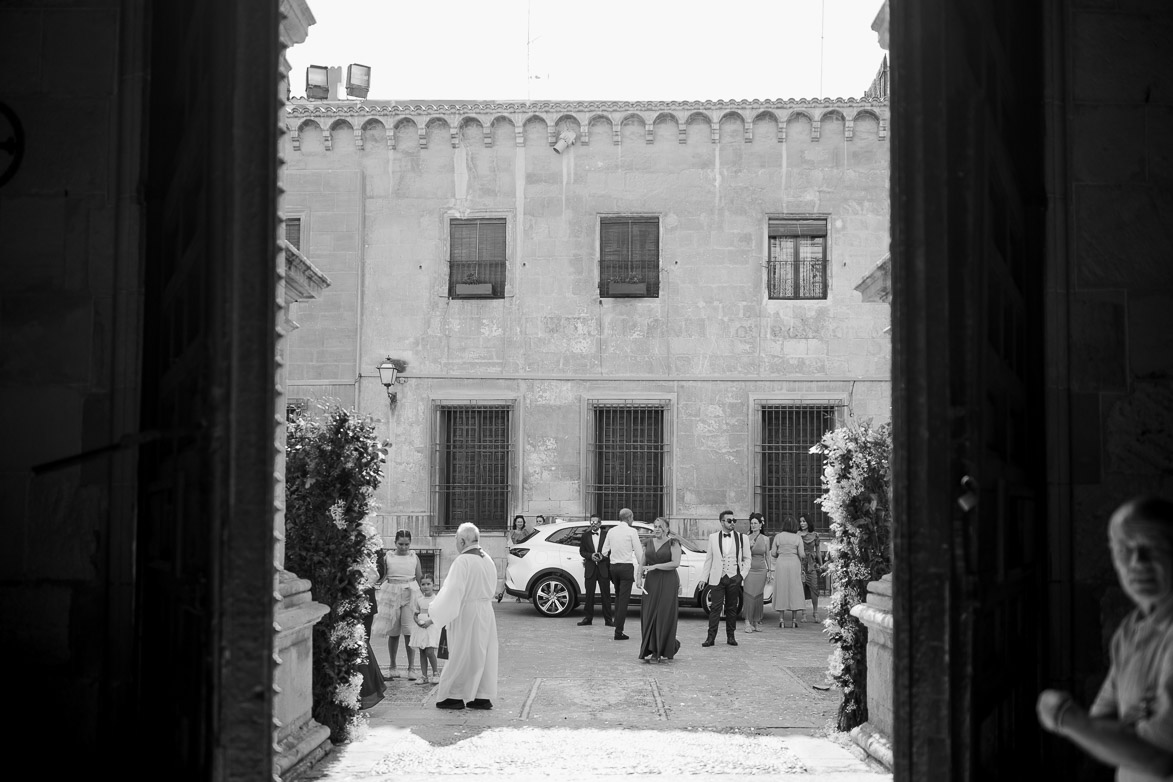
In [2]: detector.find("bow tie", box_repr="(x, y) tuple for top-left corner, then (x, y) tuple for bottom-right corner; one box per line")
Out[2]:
(723, 532), (731, 538)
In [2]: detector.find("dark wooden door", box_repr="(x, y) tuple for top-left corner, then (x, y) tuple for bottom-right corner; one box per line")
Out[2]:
(136, 1), (279, 776)
(890, 1), (1049, 779)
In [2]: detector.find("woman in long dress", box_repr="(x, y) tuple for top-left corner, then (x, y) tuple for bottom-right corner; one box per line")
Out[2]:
(770, 515), (807, 628)
(373, 529), (423, 679)
(358, 520), (386, 708)
(637, 517), (681, 663)
(742, 512), (774, 632)
(797, 515), (822, 623)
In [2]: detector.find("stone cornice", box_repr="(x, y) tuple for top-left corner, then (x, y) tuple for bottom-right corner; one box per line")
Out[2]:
(283, 240), (331, 302)
(288, 97), (888, 115)
(286, 98), (890, 150)
(855, 253), (892, 304)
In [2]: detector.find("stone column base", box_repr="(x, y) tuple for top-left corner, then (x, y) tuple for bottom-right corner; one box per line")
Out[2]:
(275, 719), (332, 780)
(274, 569), (331, 780)
(850, 720), (893, 770)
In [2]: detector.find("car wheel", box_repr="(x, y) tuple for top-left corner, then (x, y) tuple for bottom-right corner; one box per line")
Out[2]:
(699, 586), (744, 618)
(531, 574), (576, 618)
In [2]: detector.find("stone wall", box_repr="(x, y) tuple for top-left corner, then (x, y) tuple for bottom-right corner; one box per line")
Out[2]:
(282, 98), (892, 576)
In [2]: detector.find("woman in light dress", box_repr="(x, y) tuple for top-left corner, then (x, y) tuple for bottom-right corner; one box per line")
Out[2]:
(769, 515), (807, 628)
(742, 512), (774, 632)
(373, 528), (423, 680)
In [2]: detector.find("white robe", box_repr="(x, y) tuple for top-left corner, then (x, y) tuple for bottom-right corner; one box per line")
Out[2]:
(429, 546), (499, 702)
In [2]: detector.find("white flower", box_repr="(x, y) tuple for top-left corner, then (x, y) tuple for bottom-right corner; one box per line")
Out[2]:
(329, 500), (347, 530)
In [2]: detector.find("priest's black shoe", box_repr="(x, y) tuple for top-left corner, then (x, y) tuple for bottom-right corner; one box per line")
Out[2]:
(577, 618), (593, 626)
(467, 698), (493, 710)
(436, 698), (465, 710)
(614, 632), (629, 640)
(701, 637), (716, 647)
(727, 637), (739, 646)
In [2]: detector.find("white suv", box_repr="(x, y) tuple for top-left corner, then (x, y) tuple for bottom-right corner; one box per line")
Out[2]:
(503, 519), (745, 618)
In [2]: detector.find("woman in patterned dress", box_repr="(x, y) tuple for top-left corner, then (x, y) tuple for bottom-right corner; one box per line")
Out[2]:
(798, 515), (822, 623)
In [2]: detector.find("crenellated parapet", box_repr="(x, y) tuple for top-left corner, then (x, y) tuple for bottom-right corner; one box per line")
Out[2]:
(285, 97), (889, 151)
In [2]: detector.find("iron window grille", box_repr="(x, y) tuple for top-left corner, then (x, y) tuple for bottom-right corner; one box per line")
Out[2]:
(284, 216), (302, 263)
(414, 548), (442, 585)
(285, 398), (308, 421)
(752, 401), (841, 530)
(767, 218), (828, 300)
(449, 218), (506, 299)
(599, 217), (660, 298)
(586, 400), (670, 522)
(430, 402), (513, 531)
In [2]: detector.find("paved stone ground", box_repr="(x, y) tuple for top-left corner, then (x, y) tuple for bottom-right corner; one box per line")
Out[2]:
(302, 599), (890, 780)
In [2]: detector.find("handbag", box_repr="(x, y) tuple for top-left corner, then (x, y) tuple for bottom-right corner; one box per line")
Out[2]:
(763, 579), (775, 604)
(436, 627), (449, 660)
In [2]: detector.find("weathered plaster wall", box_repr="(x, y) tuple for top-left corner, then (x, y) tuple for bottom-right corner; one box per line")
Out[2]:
(1061, 0), (1173, 705)
(282, 100), (891, 570)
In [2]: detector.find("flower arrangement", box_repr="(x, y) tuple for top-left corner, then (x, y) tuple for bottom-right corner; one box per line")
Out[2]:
(285, 401), (389, 743)
(812, 420), (892, 732)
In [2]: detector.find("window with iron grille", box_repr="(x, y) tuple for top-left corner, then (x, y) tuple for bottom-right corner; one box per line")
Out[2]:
(285, 398), (308, 421)
(586, 401), (669, 521)
(431, 402), (513, 531)
(599, 217), (659, 298)
(449, 218), (506, 299)
(767, 218), (828, 299)
(283, 216), (303, 262)
(753, 401), (840, 530)
(415, 548), (441, 584)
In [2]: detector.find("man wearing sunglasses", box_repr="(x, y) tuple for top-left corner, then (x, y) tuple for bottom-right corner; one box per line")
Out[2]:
(698, 511), (751, 647)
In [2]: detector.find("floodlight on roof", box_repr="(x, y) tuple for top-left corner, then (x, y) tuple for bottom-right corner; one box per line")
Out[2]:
(305, 65), (329, 100)
(346, 64), (371, 99)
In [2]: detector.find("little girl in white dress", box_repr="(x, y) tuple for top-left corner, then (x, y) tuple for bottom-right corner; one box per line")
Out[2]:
(408, 575), (442, 685)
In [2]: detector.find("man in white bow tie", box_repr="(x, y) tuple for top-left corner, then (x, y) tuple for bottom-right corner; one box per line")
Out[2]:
(698, 510), (752, 647)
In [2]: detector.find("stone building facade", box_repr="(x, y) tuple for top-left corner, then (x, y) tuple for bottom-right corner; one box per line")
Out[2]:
(281, 98), (891, 568)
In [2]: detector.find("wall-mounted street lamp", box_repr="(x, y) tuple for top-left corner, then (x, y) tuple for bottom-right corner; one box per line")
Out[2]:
(378, 357), (407, 405)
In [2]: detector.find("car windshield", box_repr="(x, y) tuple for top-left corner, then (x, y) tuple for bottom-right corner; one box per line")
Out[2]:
(625, 523), (703, 553)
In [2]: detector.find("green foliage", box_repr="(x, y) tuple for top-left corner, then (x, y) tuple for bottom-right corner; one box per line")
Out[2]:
(285, 402), (388, 743)
(812, 421), (892, 732)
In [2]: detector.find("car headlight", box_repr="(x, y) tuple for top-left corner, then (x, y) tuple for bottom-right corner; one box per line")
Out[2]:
(509, 548), (529, 558)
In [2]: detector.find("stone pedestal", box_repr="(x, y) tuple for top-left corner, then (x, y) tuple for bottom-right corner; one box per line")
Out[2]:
(848, 573), (894, 769)
(273, 570), (331, 780)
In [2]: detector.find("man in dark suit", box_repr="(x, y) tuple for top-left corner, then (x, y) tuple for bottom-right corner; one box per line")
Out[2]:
(577, 514), (613, 626)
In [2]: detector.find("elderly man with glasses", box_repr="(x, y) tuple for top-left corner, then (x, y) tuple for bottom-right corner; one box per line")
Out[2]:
(699, 510), (752, 647)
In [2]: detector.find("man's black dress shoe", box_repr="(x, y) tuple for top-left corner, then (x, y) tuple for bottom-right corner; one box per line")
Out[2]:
(701, 637), (716, 647)
(727, 637), (739, 646)
(436, 698), (465, 710)
(466, 698), (493, 710)
(577, 618), (593, 626)
(604, 619), (614, 626)
(614, 632), (629, 640)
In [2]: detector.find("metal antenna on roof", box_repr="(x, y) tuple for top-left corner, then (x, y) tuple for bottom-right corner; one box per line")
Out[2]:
(527, 0), (532, 103)
(819, 0), (826, 98)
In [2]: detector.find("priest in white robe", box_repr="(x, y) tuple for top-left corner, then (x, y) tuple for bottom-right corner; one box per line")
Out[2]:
(429, 522), (500, 710)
